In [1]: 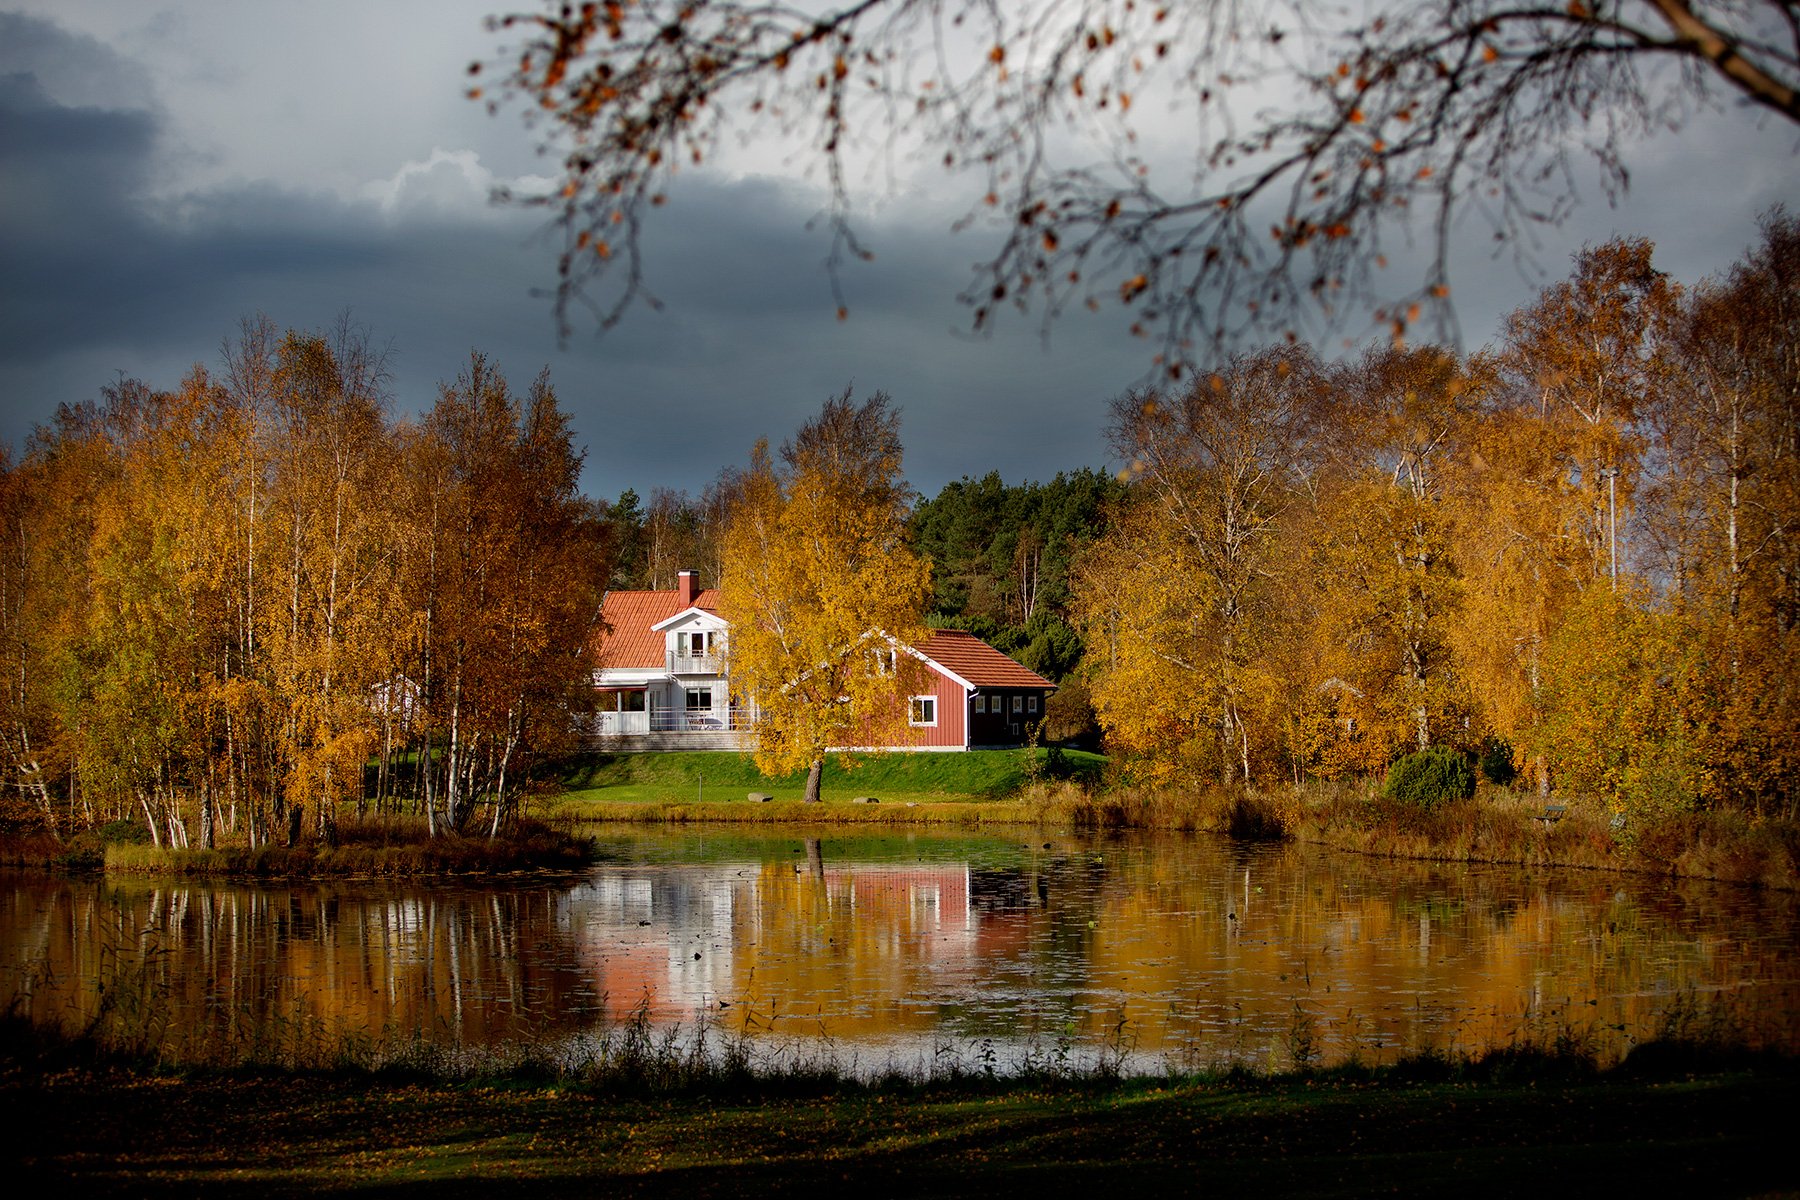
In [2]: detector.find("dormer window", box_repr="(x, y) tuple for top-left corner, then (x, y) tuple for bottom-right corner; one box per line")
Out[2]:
(679, 631), (713, 657)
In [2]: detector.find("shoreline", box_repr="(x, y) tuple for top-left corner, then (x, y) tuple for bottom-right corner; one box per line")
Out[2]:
(547, 786), (1800, 891)
(0, 821), (595, 879)
(6, 784), (1794, 890)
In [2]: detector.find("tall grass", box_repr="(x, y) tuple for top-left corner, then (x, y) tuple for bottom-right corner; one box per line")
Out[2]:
(626, 776), (1799, 889)
(1015, 781), (1300, 838)
(0, 832), (67, 869)
(5, 979), (1788, 1096)
(1295, 783), (1800, 889)
(96, 817), (592, 877)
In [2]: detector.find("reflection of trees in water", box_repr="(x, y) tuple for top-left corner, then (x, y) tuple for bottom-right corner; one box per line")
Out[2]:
(0, 878), (597, 1051)
(4, 836), (1796, 1066)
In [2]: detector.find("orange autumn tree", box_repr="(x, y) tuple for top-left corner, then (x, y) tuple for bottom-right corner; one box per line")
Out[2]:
(1302, 346), (1478, 764)
(1076, 347), (1323, 786)
(719, 390), (933, 804)
(405, 354), (606, 835)
(1643, 211), (1800, 817)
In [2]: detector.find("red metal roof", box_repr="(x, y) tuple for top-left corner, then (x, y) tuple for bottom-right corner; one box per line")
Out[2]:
(918, 629), (1054, 690)
(595, 588), (722, 670)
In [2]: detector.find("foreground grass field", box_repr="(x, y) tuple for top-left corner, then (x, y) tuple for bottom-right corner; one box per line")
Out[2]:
(5, 1056), (1793, 1196)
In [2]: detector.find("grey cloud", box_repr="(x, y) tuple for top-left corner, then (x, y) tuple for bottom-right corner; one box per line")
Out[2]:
(4, 8), (1795, 506)
(0, 11), (153, 110)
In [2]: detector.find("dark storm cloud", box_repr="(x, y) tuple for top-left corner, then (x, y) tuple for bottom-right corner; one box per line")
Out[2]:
(0, 18), (1140, 498)
(3, 8), (1795, 504)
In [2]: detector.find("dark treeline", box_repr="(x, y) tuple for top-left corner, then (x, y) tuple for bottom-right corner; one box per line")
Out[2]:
(1074, 216), (1798, 822)
(0, 316), (608, 847)
(602, 480), (740, 594)
(908, 469), (1124, 743)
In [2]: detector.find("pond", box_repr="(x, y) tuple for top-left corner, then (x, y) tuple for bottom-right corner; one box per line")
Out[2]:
(4, 826), (1797, 1072)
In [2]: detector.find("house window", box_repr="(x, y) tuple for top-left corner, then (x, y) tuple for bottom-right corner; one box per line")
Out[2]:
(686, 687), (712, 711)
(1011, 695), (1023, 714)
(1027, 695), (1039, 714)
(909, 696), (937, 726)
(974, 696), (986, 714)
(681, 631), (712, 657)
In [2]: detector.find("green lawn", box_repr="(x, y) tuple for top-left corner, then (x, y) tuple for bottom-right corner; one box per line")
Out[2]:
(7, 1063), (1793, 1196)
(545, 748), (1106, 810)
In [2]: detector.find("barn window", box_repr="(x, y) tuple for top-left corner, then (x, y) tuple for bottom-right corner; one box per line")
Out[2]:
(910, 697), (937, 726)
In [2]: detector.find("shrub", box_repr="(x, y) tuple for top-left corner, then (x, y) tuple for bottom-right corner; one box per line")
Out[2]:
(1382, 747), (1476, 812)
(1478, 737), (1518, 787)
(95, 819), (153, 845)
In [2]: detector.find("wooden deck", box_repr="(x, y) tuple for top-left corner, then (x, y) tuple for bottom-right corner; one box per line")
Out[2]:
(581, 730), (754, 752)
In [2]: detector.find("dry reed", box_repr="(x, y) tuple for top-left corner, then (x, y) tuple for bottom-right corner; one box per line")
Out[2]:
(99, 819), (591, 877)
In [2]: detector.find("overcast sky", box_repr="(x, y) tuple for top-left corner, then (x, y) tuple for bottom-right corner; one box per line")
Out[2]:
(4, 2), (1796, 501)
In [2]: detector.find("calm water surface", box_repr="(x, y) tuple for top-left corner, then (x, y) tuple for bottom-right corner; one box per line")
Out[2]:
(5, 826), (1797, 1070)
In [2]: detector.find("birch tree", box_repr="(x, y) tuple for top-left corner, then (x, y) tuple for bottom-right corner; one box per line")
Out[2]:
(719, 389), (933, 803)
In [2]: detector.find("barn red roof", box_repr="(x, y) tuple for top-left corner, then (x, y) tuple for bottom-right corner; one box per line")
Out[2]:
(596, 588), (721, 669)
(919, 629), (1054, 690)
(594, 594), (1054, 690)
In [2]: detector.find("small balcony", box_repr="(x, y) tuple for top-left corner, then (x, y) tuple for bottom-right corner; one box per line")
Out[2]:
(585, 706), (752, 751)
(588, 706), (750, 736)
(668, 651), (721, 675)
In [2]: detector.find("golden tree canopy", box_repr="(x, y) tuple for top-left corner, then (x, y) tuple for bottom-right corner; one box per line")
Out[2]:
(719, 389), (933, 801)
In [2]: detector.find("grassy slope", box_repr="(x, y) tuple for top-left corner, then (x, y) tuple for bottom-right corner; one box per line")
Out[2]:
(546, 748), (1107, 811)
(5, 1065), (1792, 1196)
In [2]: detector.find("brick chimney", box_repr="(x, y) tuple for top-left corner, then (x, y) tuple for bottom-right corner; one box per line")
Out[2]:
(677, 569), (700, 607)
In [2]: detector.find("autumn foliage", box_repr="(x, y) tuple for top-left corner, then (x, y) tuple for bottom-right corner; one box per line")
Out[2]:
(0, 317), (607, 846)
(1074, 214), (1800, 824)
(718, 391), (933, 803)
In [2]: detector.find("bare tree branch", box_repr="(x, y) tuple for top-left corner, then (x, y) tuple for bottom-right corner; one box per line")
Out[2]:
(478, 0), (1799, 367)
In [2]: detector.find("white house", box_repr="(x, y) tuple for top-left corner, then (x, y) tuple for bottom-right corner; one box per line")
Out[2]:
(590, 570), (747, 750)
(588, 569), (1055, 752)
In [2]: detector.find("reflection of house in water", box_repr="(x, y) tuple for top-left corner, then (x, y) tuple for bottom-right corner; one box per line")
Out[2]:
(561, 867), (754, 1017)
(816, 863), (971, 927)
(559, 861), (1048, 1020)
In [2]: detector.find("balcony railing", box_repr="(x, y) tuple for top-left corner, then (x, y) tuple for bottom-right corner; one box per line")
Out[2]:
(668, 651), (722, 674)
(589, 707), (750, 735)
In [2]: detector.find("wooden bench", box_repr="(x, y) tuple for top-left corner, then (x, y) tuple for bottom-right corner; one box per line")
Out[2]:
(1531, 803), (1568, 830)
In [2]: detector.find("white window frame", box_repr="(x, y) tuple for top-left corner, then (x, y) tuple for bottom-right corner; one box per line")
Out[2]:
(685, 686), (713, 711)
(974, 695), (986, 714)
(1011, 695), (1023, 714)
(1028, 695), (1039, 714)
(909, 696), (938, 727)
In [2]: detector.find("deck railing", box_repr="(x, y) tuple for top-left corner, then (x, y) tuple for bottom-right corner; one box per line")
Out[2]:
(589, 707), (751, 735)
